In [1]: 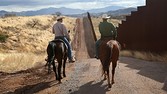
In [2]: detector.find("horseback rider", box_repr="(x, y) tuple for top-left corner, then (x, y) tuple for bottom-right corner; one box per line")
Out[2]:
(95, 14), (117, 59)
(52, 16), (75, 62)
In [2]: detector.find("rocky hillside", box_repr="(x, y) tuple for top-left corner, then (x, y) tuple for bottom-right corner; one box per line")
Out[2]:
(0, 15), (76, 53)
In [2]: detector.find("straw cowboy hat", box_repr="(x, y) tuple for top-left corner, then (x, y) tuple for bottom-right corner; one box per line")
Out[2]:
(56, 16), (65, 20)
(102, 14), (110, 19)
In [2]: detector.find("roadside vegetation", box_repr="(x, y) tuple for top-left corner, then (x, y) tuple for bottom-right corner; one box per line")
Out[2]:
(0, 15), (76, 73)
(0, 53), (46, 73)
(120, 50), (167, 62)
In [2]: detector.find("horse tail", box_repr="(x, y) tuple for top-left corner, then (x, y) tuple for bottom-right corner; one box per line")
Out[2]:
(101, 40), (119, 76)
(102, 44), (112, 71)
(112, 41), (121, 60)
(47, 41), (56, 63)
(100, 46), (112, 78)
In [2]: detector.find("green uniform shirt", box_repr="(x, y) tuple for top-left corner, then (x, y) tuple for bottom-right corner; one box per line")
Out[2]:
(99, 20), (117, 39)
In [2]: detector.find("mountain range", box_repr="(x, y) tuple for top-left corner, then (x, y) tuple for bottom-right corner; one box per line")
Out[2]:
(0, 6), (137, 16)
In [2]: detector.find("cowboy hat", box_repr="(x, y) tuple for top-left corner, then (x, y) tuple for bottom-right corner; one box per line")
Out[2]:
(102, 14), (110, 19)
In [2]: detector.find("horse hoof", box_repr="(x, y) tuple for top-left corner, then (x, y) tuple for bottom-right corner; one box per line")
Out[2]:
(108, 84), (112, 88)
(57, 77), (62, 81)
(112, 81), (115, 85)
(56, 78), (58, 80)
(63, 75), (66, 77)
(103, 77), (107, 80)
(58, 81), (62, 84)
(48, 69), (51, 74)
(58, 78), (62, 82)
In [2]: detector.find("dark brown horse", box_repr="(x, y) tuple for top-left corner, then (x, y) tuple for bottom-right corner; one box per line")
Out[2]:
(99, 39), (120, 88)
(46, 39), (67, 83)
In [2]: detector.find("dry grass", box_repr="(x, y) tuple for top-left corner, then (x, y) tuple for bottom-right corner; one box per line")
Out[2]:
(0, 15), (120, 53)
(120, 50), (167, 62)
(0, 15), (76, 53)
(0, 15), (77, 73)
(0, 15), (76, 73)
(0, 53), (46, 73)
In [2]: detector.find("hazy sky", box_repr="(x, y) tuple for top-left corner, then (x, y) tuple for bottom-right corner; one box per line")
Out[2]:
(0, 0), (145, 12)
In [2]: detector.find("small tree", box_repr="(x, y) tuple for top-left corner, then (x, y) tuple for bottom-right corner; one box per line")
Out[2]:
(55, 12), (62, 16)
(26, 18), (41, 28)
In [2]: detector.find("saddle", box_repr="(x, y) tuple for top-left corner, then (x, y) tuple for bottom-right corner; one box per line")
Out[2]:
(51, 39), (68, 49)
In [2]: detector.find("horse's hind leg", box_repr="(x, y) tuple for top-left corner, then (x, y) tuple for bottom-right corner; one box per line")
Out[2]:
(106, 69), (111, 88)
(52, 61), (58, 80)
(63, 57), (67, 77)
(112, 61), (117, 84)
(57, 59), (63, 82)
(48, 61), (52, 74)
(47, 56), (54, 74)
(103, 71), (107, 80)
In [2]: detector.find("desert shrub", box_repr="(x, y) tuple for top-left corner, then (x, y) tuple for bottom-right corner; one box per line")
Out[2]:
(55, 12), (62, 16)
(0, 33), (8, 42)
(26, 18), (42, 28)
(3, 13), (16, 17)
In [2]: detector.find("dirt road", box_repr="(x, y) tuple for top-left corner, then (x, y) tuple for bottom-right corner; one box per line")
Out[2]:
(0, 57), (167, 94)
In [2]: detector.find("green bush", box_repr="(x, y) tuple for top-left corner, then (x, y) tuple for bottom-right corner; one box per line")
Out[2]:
(0, 34), (8, 42)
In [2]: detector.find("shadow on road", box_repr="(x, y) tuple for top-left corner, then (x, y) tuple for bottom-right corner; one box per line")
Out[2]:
(5, 80), (57, 94)
(163, 79), (167, 91)
(70, 80), (111, 94)
(120, 57), (167, 91)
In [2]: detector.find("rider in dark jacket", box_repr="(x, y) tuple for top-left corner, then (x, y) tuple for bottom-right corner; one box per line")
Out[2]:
(95, 14), (117, 59)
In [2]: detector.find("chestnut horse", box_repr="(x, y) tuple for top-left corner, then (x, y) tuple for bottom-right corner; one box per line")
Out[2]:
(99, 39), (120, 88)
(46, 39), (67, 83)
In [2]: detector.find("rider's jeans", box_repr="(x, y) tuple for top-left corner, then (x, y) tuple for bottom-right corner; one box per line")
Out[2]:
(55, 36), (73, 60)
